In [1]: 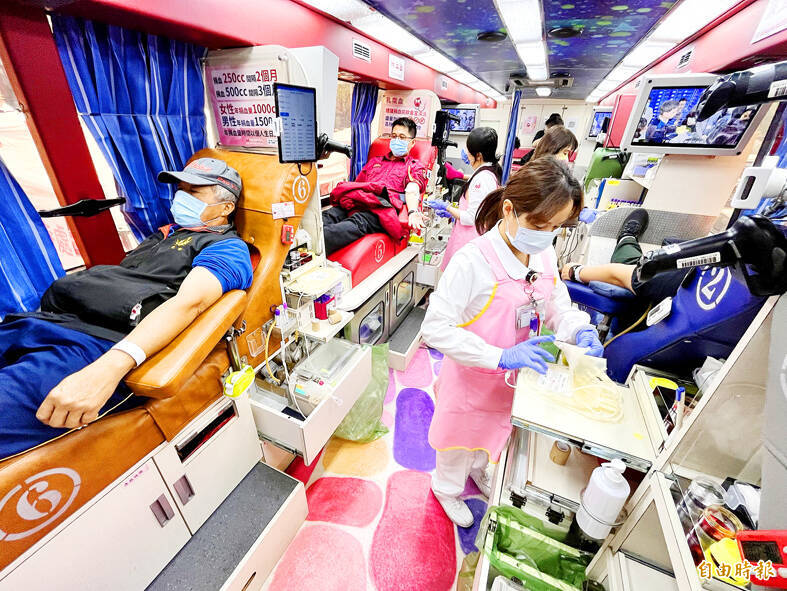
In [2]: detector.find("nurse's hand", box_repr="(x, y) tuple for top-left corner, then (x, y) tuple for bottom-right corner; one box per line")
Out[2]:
(426, 200), (452, 218)
(575, 328), (604, 357)
(498, 335), (556, 374)
(36, 350), (135, 429)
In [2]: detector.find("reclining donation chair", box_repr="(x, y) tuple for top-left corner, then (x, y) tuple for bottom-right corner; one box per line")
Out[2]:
(0, 149), (316, 589)
(328, 136), (437, 286)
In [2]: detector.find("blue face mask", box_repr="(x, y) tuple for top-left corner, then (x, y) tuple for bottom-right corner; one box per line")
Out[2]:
(461, 148), (470, 165)
(390, 137), (410, 157)
(505, 209), (556, 254)
(170, 190), (230, 229)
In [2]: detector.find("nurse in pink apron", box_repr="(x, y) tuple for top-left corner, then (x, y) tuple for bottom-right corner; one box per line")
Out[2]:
(422, 157), (604, 527)
(426, 127), (501, 270)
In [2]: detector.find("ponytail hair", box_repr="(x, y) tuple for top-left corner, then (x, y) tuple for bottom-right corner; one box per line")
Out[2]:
(475, 157), (583, 234)
(466, 126), (502, 181)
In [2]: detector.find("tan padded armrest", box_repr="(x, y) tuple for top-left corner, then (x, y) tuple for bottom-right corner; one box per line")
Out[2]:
(124, 290), (247, 399)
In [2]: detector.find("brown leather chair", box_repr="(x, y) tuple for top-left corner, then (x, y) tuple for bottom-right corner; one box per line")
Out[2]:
(0, 149), (315, 570)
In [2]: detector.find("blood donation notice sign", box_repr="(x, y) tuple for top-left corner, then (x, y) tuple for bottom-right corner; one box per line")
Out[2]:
(378, 90), (434, 138)
(205, 63), (282, 148)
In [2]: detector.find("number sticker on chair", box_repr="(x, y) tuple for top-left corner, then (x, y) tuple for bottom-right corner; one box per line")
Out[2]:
(696, 267), (732, 311)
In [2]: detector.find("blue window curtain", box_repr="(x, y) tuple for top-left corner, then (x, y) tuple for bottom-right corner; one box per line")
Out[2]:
(0, 158), (64, 318)
(51, 15), (207, 240)
(350, 83), (379, 181)
(501, 89), (522, 184)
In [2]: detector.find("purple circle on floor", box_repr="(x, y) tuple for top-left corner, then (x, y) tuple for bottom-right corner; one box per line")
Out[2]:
(393, 388), (435, 471)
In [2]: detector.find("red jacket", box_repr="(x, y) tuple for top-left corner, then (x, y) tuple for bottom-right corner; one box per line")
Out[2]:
(329, 181), (405, 239)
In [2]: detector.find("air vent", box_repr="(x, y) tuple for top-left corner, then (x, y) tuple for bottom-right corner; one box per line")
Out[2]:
(352, 39), (371, 63)
(676, 46), (694, 70)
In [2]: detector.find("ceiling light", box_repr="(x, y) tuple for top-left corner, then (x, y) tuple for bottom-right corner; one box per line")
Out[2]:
(496, 0), (543, 43)
(585, 95), (600, 103)
(469, 80), (494, 93)
(515, 41), (546, 66)
(605, 64), (639, 82)
(621, 40), (676, 68)
(535, 87), (551, 97)
(595, 79), (618, 93)
(527, 64), (549, 81)
(413, 49), (460, 74)
(352, 13), (429, 54)
(451, 70), (479, 85)
(650, 0), (739, 44)
(300, 0), (373, 22)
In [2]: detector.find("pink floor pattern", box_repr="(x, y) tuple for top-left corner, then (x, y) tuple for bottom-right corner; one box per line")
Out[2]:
(262, 346), (486, 590)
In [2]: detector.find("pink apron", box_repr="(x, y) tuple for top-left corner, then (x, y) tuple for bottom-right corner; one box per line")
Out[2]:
(441, 166), (498, 270)
(428, 237), (556, 463)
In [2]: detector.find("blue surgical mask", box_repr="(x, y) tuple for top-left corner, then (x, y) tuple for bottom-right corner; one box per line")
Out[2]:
(505, 210), (556, 254)
(170, 190), (230, 229)
(390, 137), (410, 157)
(461, 148), (470, 165)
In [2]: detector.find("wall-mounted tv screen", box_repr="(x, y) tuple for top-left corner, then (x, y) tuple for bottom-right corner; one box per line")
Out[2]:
(621, 74), (767, 156)
(444, 106), (478, 133)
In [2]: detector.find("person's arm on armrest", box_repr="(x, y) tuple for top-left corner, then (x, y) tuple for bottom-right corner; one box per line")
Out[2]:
(560, 262), (636, 291)
(36, 267), (223, 429)
(405, 181), (424, 230)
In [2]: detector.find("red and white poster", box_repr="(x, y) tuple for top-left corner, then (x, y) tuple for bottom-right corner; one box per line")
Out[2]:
(521, 115), (539, 134)
(378, 90), (434, 138)
(205, 63), (282, 149)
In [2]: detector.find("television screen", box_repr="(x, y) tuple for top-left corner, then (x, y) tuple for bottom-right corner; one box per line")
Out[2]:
(445, 108), (477, 132)
(629, 86), (760, 148)
(588, 111), (611, 138)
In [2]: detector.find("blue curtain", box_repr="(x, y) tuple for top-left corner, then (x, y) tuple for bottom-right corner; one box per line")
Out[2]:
(350, 83), (379, 181)
(501, 89), (522, 184)
(51, 15), (207, 239)
(0, 158), (64, 318)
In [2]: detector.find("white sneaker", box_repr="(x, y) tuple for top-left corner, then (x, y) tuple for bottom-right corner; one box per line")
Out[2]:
(434, 492), (474, 527)
(471, 469), (492, 498)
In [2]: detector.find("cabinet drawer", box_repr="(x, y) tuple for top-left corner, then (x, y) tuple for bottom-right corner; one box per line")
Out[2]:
(154, 395), (262, 533)
(0, 458), (190, 591)
(250, 344), (371, 465)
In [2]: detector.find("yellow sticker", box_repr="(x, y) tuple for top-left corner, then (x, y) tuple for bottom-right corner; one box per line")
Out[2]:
(607, 179), (620, 185)
(633, 432), (644, 440)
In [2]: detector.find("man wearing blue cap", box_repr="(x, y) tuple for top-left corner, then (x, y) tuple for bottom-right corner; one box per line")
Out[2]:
(0, 158), (253, 458)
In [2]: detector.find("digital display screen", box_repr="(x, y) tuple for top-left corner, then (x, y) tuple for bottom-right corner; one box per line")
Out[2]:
(630, 86), (760, 149)
(588, 111), (610, 138)
(274, 83), (317, 163)
(445, 108), (477, 132)
(741, 541), (783, 564)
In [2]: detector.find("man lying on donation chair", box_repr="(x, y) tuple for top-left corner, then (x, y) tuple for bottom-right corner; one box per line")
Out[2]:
(560, 209), (692, 316)
(0, 158), (253, 458)
(323, 116), (429, 254)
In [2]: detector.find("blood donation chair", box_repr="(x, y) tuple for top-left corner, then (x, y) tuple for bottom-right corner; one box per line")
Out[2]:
(603, 266), (766, 383)
(328, 136), (437, 286)
(564, 207), (717, 339)
(0, 149), (315, 589)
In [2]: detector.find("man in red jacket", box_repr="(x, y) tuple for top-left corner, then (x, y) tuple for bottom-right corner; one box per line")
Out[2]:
(323, 117), (429, 254)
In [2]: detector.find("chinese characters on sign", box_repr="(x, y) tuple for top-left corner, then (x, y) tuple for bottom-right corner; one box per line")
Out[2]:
(205, 65), (281, 148)
(378, 91), (433, 138)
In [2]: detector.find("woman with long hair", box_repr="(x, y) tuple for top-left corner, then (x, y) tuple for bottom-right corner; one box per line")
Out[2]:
(428, 126), (502, 269)
(520, 125), (578, 165)
(422, 157), (603, 527)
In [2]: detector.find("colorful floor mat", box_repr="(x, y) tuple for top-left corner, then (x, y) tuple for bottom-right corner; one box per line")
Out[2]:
(263, 346), (486, 590)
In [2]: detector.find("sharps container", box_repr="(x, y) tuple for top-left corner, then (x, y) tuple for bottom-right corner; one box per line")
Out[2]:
(576, 459), (630, 540)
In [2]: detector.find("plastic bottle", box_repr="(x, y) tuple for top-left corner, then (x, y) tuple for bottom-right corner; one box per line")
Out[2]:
(576, 458), (630, 540)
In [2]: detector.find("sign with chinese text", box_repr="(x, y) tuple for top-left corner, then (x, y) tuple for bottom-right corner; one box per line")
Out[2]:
(378, 90), (435, 138)
(205, 61), (281, 149)
(389, 54), (405, 81)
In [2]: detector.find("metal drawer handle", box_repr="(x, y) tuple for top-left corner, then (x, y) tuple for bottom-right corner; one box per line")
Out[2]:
(174, 474), (195, 505)
(150, 494), (175, 527)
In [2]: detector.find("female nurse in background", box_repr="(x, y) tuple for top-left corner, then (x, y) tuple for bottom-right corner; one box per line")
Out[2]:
(422, 157), (604, 527)
(427, 127), (502, 270)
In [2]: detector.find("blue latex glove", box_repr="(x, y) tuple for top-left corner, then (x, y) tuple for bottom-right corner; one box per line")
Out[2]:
(575, 328), (604, 357)
(579, 207), (598, 224)
(498, 335), (556, 373)
(426, 199), (453, 218)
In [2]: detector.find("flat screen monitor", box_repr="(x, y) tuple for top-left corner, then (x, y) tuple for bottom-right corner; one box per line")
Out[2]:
(587, 108), (612, 140)
(274, 82), (318, 163)
(444, 106), (478, 133)
(621, 74), (767, 156)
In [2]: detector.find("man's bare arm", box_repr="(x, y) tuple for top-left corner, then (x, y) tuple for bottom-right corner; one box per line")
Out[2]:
(560, 262), (636, 291)
(36, 267), (223, 429)
(405, 181), (424, 230)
